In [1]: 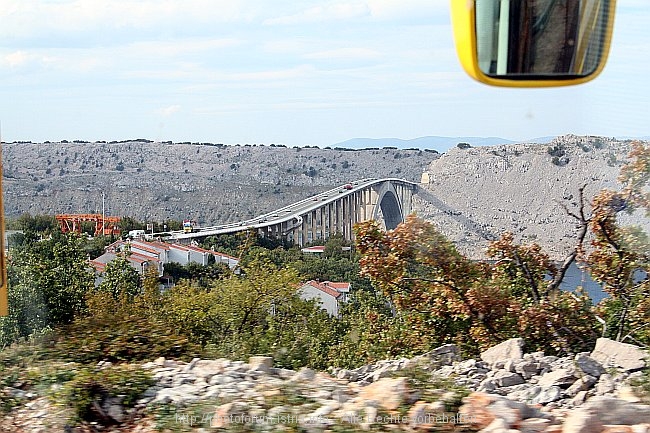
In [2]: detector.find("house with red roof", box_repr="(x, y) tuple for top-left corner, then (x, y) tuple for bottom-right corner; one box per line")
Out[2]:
(90, 239), (239, 285)
(299, 280), (351, 317)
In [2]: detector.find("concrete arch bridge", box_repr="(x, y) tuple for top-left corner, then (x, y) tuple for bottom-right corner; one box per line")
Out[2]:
(162, 178), (417, 246)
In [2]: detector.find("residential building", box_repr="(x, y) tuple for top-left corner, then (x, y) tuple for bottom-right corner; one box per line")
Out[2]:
(299, 280), (351, 317)
(90, 239), (239, 285)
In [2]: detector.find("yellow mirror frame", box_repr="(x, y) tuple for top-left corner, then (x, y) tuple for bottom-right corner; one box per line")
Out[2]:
(450, 0), (617, 87)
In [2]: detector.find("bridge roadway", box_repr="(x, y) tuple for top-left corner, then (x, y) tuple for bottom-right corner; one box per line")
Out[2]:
(153, 178), (417, 242)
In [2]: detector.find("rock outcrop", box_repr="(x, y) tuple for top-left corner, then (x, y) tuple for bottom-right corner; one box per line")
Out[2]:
(416, 135), (648, 259)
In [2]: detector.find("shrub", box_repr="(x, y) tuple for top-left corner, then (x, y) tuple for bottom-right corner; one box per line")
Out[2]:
(0, 339), (75, 413)
(52, 365), (153, 424)
(552, 155), (570, 166)
(50, 291), (201, 363)
(547, 144), (566, 157)
(631, 368), (650, 404)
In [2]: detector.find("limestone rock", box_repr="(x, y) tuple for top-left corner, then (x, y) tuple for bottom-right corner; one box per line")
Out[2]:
(565, 375), (598, 398)
(494, 370), (526, 387)
(575, 353), (606, 378)
(538, 369), (577, 388)
(531, 386), (562, 405)
(562, 408), (604, 433)
(248, 356), (273, 374)
(591, 338), (647, 372)
(481, 338), (525, 366)
(292, 367), (316, 382)
(421, 343), (461, 365)
(583, 396), (650, 425)
(358, 377), (408, 411)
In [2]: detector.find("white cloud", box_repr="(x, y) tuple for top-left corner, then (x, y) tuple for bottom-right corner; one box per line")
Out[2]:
(157, 105), (181, 117)
(125, 38), (242, 58)
(0, 0), (259, 40)
(222, 64), (317, 82)
(125, 64), (316, 85)
(1, 50), (65, 70)
(305, 47), (381, 61)
(264, 0), (447, 25)
(0, 36), (242, 80)
(264, 2), (370, 25)
(366, 0), (448, 20)
(4, 51), (31, 67)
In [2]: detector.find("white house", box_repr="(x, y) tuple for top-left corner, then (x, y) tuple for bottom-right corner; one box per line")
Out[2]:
(299, 280), (351, 317)
(90, 239), (239, 285)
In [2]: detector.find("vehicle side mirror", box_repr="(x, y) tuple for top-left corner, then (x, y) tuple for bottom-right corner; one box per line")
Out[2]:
(451, 0), (616, 87)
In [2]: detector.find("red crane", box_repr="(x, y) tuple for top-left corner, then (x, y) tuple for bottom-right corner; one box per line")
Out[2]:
(55, 214), (121, 237)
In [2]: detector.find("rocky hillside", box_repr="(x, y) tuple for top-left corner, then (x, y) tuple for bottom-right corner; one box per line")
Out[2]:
(2, 141), (438, 225)
(414, 135), (646, 259)
(3, 135), (647, 260)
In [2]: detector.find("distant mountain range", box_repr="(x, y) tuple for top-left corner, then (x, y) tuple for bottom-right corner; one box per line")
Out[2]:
(332, 136), (543, 152)
(331, 135), (650, 152)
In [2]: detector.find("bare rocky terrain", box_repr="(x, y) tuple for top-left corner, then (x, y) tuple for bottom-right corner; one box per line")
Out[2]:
(416, 135), (645, 259)
(3, 135), (647, 260)
(3, 338), (649, 432)
(2, 140), (437, 225)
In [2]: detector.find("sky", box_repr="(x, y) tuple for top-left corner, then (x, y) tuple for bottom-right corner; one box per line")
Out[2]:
(1, 0), (649, 147)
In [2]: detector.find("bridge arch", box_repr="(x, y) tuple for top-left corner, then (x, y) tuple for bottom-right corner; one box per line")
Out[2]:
(372, 182), (404, 230)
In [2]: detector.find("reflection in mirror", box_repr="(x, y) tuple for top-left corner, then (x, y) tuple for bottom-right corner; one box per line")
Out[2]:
(476, 0), (611, 77)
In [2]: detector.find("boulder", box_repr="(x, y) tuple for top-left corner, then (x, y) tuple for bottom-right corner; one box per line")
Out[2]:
(515, 358), (540, 379)
(565, 375), (598, 398)
(596, 374), (616, 395)
(537, 369), (577, 388)
(493, 370), (526, 387)
(562, 408), (604, 433)
(571, 390), (589, 407)
(458, 392), (544, 431)
(422, 343), (461, 365)
(358, 377), (408, 411)
(531, 386), (562, 405)
(481, 338), (525, 366)
(575, 353), (606, 378)
(583, 396), (650, 425)
(590, 338), (647, 372)
(248, 356), (273, 374)
(292, 367), (316, 382)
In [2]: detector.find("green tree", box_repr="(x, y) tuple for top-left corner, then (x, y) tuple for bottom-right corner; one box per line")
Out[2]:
(117, 216), (145, 233)
(323, 234), (352, 259)
(0, 233), (94, 346)
(8, 213), (58, 233)
(83, 235), (112, 259)
(162, 261), (230, 288)
(97, 255), (141, 299)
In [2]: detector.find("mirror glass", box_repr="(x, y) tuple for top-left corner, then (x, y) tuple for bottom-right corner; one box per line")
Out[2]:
(476, 0), (612, 77)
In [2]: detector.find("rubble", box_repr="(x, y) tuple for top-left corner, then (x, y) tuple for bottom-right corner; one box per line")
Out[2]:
(2, 337), (649, 432)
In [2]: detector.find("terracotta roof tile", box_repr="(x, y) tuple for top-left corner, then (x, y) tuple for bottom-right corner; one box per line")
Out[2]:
(304, 280), (342, 299)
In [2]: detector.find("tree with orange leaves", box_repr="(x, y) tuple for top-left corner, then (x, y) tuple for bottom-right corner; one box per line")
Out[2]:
(355, 215), (597, 355)
(585, 142), (650, 344)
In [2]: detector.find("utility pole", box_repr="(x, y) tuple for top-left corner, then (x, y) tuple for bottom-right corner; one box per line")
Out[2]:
(102, 191), (105, 236)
